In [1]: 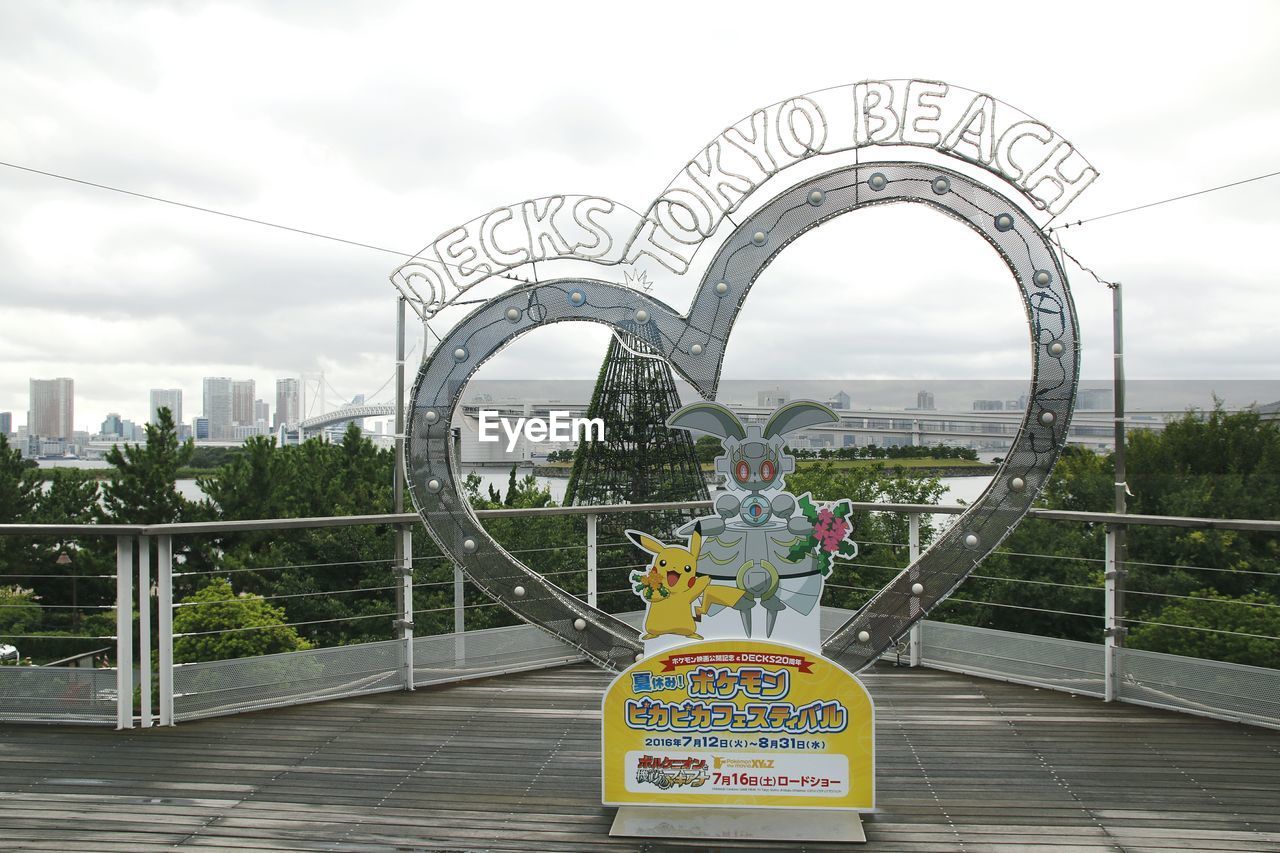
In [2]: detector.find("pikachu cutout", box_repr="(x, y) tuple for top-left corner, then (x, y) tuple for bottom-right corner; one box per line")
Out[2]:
(627, 522), (745, 642)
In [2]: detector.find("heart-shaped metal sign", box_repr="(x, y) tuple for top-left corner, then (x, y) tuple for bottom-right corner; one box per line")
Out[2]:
(399, 80), (1087, 673)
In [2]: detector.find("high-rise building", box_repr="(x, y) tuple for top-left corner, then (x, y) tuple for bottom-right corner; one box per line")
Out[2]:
(231, 380), (256, 427)
(202, 377), (232, 440)
(0, 412), (11, 436)
(275, 378), (300, 428)
(828, 390), (851, 410)
(973, 399), (1004, 411)
(28, 378), (74, 439)
(254, 399), (270, 428)
(101, 413), (123, 436)
(149, 388), (183, 425)
(916, 390), (935, 411)
(192, 416), (209, 440)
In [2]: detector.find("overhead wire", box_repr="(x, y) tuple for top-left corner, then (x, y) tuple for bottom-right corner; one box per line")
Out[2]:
(0, 158), (532, 288)
(1047, 168), (1280, 232)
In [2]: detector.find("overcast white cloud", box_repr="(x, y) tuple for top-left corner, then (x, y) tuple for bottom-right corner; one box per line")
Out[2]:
(2, 0), (1278, 429)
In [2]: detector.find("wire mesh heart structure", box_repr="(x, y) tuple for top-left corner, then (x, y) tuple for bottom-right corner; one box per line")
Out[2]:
(398, 80), (1090, 673)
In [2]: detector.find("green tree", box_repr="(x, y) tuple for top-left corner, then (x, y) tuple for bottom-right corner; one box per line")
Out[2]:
(458, 470), (576, 631)
(785, 463), (947, 614)
(100, 408), (196, 525)
(0, 435), (40, 602)
(0, 435), (39, 524)
(694, 435), (722, 465)
(35, 469), (100, 525)
(198, 425), (405, 647)
(172, 577), (311, 663)
(935, 406), (1280, 664)
(29, 469), (112, 630)
(0, 585), (41, 636)
(1127, 589), (1280, 665)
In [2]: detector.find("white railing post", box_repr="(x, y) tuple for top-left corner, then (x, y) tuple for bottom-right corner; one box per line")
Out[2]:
(137, 535), (152, 727)
(586, 513), (598, 608)
(114, 535), (134, 730)
(1103, 524), (1126, 702)
(908, 514), (923, 667)
(399, 525), (415, 690)
(157, 535), (174, 726)
(453, 563), (466, 666)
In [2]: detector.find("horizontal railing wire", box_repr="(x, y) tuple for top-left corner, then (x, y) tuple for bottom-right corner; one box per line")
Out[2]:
(0, 632), (117, 640)
(0, 573), (118, 580)
(173, 584), (403, 607)
(1125, 589), (1280, 608)
(0, 602), (116, 610)
(1119, 617), (1280, 642)
(175, 612), (400, 637)
(1124, 558), (1280, 578)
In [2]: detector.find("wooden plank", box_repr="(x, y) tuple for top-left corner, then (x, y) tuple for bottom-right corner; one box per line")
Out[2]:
(0, 662), (1276, 851)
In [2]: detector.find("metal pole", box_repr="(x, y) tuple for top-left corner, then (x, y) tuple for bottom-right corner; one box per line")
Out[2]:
(1110, 282), (1128, 683)
(137, 534), (152, 728)
(586, 513), (598, 608)
(453, 564), (466, 667)
(400, 526), (414, 691)
(394, 296), (406, 639)
(114, 535), (134, 730)
(907, 514), (922, 667)
(157, 534), (174, 726)
(1104, 525), (1119, 702)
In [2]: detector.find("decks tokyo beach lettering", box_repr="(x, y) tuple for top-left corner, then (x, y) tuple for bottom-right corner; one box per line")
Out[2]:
(392, 79), (1097, 317)
(476, 410), (605, 452)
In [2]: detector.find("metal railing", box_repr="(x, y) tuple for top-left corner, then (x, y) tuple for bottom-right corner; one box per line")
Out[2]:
(1, 500), (1277, 729)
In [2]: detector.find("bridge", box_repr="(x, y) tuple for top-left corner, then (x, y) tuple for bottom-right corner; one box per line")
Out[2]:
(295, 403), (396, 434)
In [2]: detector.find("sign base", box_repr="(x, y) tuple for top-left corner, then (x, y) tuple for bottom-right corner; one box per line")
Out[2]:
(609, 806), (866, 843)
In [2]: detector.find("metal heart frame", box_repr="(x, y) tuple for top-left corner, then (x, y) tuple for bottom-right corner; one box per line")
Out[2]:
(407, 160), (1079, 673)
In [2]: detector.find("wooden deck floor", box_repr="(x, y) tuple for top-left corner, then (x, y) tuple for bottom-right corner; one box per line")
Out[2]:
(1, 662), (1278, 852)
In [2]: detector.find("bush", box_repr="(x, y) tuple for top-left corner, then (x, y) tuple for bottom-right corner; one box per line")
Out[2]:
(173, 578), (311, 663)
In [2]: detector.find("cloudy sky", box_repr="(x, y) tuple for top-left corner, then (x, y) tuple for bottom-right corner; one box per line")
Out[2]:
(2, 1), (1278, 431)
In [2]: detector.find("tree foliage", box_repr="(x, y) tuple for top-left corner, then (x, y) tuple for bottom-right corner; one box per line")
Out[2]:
(100, 408), (197, 525)
(784, 463), (948, 613)
(11, 400), (1277, 670)
(932, 405), (1280, 666)
(172, 578), (310, 663)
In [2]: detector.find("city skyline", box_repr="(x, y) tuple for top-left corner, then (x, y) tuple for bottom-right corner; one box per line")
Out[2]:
(6, 370), (380, 438)
(1, 4), (1277, 429)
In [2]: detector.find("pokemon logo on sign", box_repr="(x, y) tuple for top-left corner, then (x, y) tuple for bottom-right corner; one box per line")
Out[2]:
(602, 639), (874, 810)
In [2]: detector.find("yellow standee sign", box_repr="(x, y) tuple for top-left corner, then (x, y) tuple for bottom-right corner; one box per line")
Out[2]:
(602, 639), (874, 810)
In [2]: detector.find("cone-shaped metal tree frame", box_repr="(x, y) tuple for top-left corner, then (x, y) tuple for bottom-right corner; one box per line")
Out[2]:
(565, 320), (709, 509)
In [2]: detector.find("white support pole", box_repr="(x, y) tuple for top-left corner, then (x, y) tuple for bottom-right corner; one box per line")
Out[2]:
(114, 535), (134, 730)
(137, 535), (152, 728)
(453, 564), (465, 666)
(1110, 282), (1128, 692)
(1104, 525), (1120, 702)
(586, 513), (599, 608)
(907, 514), (923, 667)
(401, 525), (414, 691)
(393, 297), (406, 639)
(157, 535), (174, 726)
